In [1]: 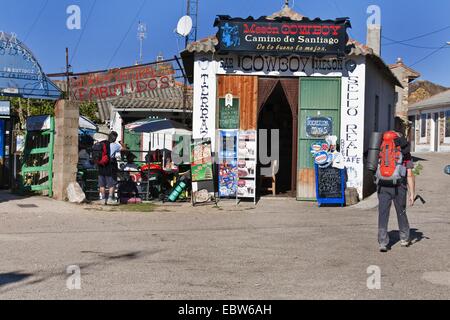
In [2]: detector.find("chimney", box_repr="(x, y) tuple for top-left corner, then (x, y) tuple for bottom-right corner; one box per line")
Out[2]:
(367, 24), (381, 56)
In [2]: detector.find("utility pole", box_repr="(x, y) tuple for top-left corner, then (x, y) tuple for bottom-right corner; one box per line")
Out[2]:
(182, 0), (199, 125)
(65, 47), (71, 100)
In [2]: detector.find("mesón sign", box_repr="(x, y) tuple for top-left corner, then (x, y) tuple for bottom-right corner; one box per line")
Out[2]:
(215, 16), (351, 56)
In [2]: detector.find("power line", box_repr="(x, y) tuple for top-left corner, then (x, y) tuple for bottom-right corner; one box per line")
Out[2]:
(107, 0), (147, 69)
(70, 0), (98, 66)
(410, 44), (448, 67)
(381, 36), (450, 49)
(23, 0), (49, 41)
(383, 25), (450, 46)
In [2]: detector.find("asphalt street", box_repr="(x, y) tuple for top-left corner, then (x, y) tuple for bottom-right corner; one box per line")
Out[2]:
(0, 153), (449, 299)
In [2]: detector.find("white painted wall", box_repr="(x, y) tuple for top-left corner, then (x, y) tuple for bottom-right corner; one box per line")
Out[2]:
(192, 53), (374, 200)
(340, 55), (366, 200)
(409, 106), (450, 153)
(192, 55), (219, 151)
(363, 58), (397, 197)
(109, 110), (123, 142)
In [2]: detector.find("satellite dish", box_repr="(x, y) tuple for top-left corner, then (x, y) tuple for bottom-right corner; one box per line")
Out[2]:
(176, 15), (193, 37)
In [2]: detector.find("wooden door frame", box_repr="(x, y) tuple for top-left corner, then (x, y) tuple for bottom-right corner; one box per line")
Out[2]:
(257, 78), (298, 192)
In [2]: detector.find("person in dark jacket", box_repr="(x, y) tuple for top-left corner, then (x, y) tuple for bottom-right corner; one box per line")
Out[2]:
(98, 131), (123, 205)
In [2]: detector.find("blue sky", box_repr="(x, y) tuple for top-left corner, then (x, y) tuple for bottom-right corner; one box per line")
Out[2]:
(1, 0), (449, 86)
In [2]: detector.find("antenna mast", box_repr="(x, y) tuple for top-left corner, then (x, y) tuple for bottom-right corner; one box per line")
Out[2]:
(137, 21), (147, 64)
(185, 0), (198, 47)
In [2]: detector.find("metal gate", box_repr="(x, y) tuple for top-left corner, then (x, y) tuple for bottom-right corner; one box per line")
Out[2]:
(20, 116), (55, 197)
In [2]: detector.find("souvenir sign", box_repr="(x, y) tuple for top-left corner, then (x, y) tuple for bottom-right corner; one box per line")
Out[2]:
(306, 117), (333, 138)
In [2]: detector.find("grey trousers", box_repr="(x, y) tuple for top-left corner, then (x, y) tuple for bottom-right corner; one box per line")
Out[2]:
(378, 185), (410, 247)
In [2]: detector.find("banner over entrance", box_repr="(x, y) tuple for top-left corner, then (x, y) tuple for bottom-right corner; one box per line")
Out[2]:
(0, 32), (61, 100)
(214, 16), (351, 57)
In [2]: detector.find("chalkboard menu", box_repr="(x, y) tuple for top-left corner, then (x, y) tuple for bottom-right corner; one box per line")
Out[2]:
(315, 164), (345, 207)
(219, 98), (239, 129)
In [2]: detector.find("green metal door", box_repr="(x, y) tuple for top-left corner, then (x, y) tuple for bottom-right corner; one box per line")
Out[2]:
(123, 129), (141, 160)
(297, 77), (341, 200)
(21, 116), (55, 197)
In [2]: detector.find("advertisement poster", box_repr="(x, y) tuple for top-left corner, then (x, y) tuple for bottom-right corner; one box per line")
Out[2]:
(218, 159), (238, 197)
(237, 130), (257, 203)
(218, 130), (238, 197)
(237, 159), (256, 178)
(238, 131), (257, 159)
(219, 130), (238, 159)
(237, 179), (256, 198)
(191, 139), (213, 182)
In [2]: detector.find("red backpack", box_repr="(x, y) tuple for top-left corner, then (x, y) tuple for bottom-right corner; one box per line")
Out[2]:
(375, 131), (406, 187)
(92, 141), (110, 166)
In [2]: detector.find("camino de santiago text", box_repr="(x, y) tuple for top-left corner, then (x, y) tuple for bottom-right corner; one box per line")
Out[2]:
(241, 22), (344, 53)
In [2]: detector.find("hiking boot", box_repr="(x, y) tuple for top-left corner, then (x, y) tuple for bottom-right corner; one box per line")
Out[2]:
(400, 240), (410, 247)
(106, 198), (118, 206)
(379, 246), (388, 253)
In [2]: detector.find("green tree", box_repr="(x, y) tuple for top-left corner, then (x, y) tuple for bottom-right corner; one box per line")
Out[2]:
(79, 101), (101, 123)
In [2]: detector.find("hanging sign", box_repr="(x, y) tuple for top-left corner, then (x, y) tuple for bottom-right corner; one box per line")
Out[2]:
(215, 16), (351, 56)
(219, 97), (239, 129)
(306, 116), (333, 138)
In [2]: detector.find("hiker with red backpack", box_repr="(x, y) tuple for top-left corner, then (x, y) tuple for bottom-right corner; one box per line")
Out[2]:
(375, 118), (416, 253)
(92, 131), (123, 205)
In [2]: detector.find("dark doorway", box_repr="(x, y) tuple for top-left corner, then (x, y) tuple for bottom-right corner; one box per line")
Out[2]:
(258, 82), (294, 196)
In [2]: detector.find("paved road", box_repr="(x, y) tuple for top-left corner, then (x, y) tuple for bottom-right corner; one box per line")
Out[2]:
(0, 153), (449, 300)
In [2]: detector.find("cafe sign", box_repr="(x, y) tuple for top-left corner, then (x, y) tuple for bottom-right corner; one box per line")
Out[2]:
(215, 16), (351, 56)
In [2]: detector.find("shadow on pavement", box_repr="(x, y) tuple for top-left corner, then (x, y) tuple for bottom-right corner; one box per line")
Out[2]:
(0, 249), (161, 295)
(0, 272), (33, 287)
(388, 228), (429, 248)
(412, 156), (428, 162)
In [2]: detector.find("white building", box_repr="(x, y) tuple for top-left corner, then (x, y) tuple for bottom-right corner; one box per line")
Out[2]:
(181, 5), (400, 200)
(408, 90), (450, 153)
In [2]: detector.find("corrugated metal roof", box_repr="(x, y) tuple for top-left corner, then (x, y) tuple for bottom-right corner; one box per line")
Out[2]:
(97, 83), (193, 120)
(409, 89), (450, 111)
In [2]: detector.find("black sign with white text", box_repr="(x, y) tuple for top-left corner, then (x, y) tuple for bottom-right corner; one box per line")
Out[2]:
(215, 16), (351, 57)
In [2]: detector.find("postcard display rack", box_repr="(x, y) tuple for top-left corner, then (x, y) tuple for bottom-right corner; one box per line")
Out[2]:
(236, 130), (257, 205)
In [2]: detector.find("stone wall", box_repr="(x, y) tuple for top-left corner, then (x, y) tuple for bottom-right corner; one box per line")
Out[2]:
(52, 100), (80, 201)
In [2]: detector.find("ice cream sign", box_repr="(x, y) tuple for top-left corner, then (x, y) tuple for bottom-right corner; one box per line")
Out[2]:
(306, 116), (332, 138)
